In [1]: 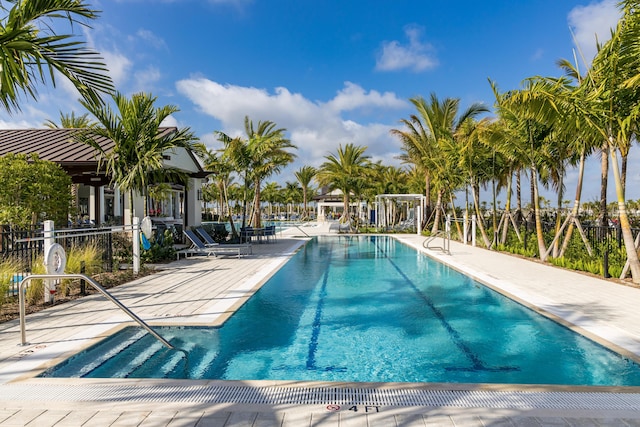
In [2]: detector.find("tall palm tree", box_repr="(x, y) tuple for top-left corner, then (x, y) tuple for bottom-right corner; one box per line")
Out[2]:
(261, 181), (281, 219)
(218, 117), (296, 229)
(201, 145), (238, 237)
(294, 165), (316, 220)
(392, 93), (487, 234)
(283, 181), (302, 219)
(78, 92), (199, 223)
(316, 143), (371, 227)
(0, 0), (114, 112)
(525, 62), (601, 258)
(572, 7), (640, 282)
(491, 79), (558, 260)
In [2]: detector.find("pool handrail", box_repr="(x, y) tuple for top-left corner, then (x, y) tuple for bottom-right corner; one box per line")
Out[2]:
(18, 273), (174, 350)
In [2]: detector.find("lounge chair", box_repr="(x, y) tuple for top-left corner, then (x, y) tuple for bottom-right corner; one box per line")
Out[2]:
(179, 229), (251, 260)
(185, 228), (217, 247)
(195, 227), (218, 246)
(178, 229), (219, 259)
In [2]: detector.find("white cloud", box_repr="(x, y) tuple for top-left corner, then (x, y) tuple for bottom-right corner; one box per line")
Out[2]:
(102, 50), (133, 88)
(327, 82), (407, 112)
(375, 25), (438, 72)
(135, 29), (167, 50)
(568, 0), (621, 64)
(176, 78), (408, 176)
(134, 66), (162, 92)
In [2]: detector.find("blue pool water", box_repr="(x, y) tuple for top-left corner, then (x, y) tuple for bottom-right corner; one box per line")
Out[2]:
(41, 236), (640, 385)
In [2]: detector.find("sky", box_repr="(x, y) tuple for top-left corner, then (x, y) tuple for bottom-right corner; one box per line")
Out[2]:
(0, 0), (635, 204)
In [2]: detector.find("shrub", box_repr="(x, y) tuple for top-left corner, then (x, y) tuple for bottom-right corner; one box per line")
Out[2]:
(0, 259), (22, 306)
(59, 244), (103, 296)
(141, 229), (175, 263)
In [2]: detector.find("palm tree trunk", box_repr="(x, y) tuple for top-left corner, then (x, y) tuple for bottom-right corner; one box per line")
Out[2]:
(515, 169), (523, 224)
(500, 171), (513, 245)
(342, 193), (350, 224)
(621, 151), (628, 196)
(599, 143), (609, 226)
(430, 190), (443, 234)
(223, 182), (237, 238)
(302, 189), (308, 219)
(532, 168), (548, 261)
(610, 144), (640, 283)
(552, 173), (565, 258)
(424, 173), (431, 226)
(560, 151), (586, 257)
(471, 181), (492, 247)
(253, 179), (262, 228)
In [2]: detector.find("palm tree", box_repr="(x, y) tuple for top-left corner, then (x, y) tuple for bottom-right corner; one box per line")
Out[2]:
(261, 181), (281, 219)
(491, 79), (557, 260)
(217, 117), (296, 229)
(44, 111), (96, 128)
(201, 145), (238, 237)
(78, 92), (199, 224)
(283, 181), (302, 219)
(458, 117), (502, 248)
(574, 7), (640, 282)
(528, 62), (600, 258)
(316, 143), (371, 228)
(0, 0), (114, 112)
(294, 166), (317, 220)
(392, 93), (488, 234)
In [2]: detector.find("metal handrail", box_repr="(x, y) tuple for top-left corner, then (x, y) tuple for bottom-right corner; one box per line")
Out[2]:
(423, 230), (451, 254)
(19, 274), (174, 349)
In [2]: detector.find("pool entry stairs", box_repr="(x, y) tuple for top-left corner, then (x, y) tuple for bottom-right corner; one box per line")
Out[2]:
(39, 327), (193, 378)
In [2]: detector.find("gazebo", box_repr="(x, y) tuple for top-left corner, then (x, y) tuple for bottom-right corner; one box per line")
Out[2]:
(374, 194), (426, 234)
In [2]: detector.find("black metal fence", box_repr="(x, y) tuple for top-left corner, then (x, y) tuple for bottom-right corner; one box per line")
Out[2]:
(0, 225), (116, 297)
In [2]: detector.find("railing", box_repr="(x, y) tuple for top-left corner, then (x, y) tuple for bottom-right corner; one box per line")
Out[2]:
(423, 230), (451, 254)
(18, 273), (174, 350)
(423, 215), (451, 254)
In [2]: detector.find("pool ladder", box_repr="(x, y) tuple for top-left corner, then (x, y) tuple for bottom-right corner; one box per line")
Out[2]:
(423, 230), (451, 254)
(18, 274), (174, 350)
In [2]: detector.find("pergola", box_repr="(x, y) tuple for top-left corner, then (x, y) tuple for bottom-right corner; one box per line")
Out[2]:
(374, 194), (426, 233)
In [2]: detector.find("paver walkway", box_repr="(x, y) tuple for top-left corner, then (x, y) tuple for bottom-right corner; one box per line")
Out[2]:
(0, 223), (639, 426)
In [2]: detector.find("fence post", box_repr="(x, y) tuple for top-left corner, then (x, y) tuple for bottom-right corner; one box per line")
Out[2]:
(133, 217), (140, 275)
(463, 212), (468, 245)
(80, 261), (86, 295)
(471, 215), (477, 247)
(43, 220), (55, 303)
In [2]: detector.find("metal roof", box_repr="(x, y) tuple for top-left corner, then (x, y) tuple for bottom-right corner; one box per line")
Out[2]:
(0, 128), (208, 184)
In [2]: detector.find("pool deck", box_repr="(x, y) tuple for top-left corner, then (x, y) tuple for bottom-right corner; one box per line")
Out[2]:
(1, 223), (640, 425)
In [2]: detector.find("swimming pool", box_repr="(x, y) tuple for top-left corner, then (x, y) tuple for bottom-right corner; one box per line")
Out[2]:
(41, 235), (640, 385)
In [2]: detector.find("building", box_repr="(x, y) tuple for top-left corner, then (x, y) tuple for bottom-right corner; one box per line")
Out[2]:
(0, 128), (209, 229)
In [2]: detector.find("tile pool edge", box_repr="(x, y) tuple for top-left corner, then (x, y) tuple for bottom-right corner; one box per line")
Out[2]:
(3, 378), (640, 412)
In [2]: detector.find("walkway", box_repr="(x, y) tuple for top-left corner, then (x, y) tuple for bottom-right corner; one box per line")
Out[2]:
(0, 224), (639, 426)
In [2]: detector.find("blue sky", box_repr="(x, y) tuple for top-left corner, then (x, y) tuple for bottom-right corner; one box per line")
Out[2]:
(1, 0), (635, 203)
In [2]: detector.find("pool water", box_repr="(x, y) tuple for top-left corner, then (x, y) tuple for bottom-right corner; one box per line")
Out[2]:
(41, 235), (640, 385)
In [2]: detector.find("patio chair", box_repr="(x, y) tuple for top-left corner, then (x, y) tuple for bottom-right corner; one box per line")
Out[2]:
(240, 227), (255, 243)
(263, 225), (277, 243)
